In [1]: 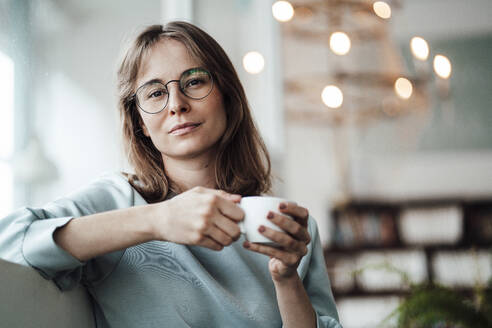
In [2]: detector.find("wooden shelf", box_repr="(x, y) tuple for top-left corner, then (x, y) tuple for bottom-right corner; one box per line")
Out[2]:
(324, 197), (492, 299)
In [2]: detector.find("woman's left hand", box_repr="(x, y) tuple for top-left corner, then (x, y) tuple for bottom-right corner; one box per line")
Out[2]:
(243, 202), (311, 282)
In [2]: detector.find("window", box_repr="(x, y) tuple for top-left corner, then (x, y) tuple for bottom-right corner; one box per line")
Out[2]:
(0, 51), (14, 217)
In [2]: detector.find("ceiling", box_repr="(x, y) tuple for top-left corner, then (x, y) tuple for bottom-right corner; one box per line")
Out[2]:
(390, 0), (492, 41)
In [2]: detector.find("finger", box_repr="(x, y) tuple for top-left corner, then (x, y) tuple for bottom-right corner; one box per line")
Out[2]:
(267, 211), (311, 244)
(258, 225), (307, 255)
(214, 215), (242, 241)
(211, 189), (242, 203)
(200, 236), (224, 251)
(214, 195), (245, 223)
(205, 225), (235, 246)
(243, 241), (299, 267)
(279, 202), (309, 226)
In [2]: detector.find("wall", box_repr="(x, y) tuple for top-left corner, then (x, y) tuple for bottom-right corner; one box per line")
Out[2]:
(26, 1), (161, 206)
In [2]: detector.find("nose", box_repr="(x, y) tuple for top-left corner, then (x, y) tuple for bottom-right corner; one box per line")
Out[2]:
(166, 82), (191, 116)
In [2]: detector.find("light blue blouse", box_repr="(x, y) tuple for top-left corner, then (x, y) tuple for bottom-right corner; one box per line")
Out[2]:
(0, 172), (341, 328)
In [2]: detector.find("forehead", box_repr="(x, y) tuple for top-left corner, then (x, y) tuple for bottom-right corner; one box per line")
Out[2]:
(136, 38), (201, 87)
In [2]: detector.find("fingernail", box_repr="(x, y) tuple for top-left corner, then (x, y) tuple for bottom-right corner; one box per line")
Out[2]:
(267, 212), (274, 219)
(258, 225), (265, 233)
(243, 241), (250, 248)
(279, 203), (286, 209)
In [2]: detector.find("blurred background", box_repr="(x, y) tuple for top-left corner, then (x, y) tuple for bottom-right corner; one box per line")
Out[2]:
(1, 0), (491, 327)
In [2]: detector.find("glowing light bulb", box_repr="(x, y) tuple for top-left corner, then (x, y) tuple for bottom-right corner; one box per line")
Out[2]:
(394, 77), (413, 99)
(373, 1), (391, 19)
(243, 51), (265, 74)
(272, 1), (294, 22)
(410, 36), (429, 61)
(433, 54), (452, 79)
(329, 32), (351, 56)
(321, 85), (343, 108)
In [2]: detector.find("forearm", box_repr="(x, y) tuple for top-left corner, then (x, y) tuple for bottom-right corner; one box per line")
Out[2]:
(53, 204), (155, 261)
(273, 274), (317, 328)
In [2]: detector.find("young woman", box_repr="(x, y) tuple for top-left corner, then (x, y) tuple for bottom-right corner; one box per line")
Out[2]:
(0, 22), (341, 328)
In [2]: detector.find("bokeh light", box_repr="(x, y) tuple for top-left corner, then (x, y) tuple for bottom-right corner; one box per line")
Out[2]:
(272, 1), (294, 22)
(330, 32), (351, 56)
(373, 1), (391, 19)
(394, 77), (413, 99)
(433, 54), (452, 79)
(410, 36), (430, 61)
(243, 51), (265, 74)
(321, 85), (344, 108)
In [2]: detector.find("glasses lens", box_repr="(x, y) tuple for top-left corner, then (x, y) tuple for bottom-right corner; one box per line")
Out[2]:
(180, 68), (213, 99)
(136, 82), (168, 113)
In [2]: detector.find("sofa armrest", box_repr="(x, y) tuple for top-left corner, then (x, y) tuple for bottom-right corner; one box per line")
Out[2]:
(0, 258), (94, 328)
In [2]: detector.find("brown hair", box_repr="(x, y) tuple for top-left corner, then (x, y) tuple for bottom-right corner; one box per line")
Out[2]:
(117, 22), (272, 203)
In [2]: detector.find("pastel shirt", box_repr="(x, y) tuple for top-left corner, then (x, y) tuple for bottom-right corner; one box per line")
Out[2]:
(0, 172), (341, 328)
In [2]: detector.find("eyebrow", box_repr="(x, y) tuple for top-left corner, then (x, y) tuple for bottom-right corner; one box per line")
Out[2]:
(138, 78), (165, 90)
(137, 67), (206, 90)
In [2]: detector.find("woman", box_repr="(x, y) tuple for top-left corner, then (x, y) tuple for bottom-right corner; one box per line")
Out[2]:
(0, 22), (341, 328)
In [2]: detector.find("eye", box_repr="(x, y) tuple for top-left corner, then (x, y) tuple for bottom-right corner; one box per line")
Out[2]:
(147, 88), (167, 99)
(185, 78), (203, 88)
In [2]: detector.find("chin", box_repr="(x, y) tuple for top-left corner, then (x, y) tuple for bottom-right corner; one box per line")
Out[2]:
(164, 142), (218, 160)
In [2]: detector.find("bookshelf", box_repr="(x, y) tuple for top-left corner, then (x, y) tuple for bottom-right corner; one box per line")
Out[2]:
(324, 197), (492, 299)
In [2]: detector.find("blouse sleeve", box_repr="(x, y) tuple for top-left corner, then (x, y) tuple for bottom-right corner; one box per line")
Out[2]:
(0, 173), (135, 291)
(297, 216), (343, 328)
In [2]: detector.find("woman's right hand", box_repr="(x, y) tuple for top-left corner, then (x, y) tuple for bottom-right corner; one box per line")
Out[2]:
(148, 186), (245, 251)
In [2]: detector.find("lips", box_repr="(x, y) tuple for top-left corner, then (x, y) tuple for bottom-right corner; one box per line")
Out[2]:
(169, 122), (201, 134)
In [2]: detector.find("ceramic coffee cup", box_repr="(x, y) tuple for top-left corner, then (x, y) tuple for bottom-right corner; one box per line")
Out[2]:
(238, 196), (293, 245)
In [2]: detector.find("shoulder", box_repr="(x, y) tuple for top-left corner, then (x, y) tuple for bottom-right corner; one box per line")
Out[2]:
(52, 171), (144, 214)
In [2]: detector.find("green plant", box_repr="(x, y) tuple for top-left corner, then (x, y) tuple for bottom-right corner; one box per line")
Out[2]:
(353, 261), (492, 328)
(391, 282), (492, 328)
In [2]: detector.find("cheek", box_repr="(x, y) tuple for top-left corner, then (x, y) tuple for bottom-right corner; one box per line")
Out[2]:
(211, 104), (227, 137)
(140, 114), (161, 136)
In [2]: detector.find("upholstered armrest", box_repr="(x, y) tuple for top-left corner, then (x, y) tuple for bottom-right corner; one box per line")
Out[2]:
(0, 258), (94, 328)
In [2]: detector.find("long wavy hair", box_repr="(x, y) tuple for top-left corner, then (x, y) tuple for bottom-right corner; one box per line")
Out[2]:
(117, 22), (272, 203)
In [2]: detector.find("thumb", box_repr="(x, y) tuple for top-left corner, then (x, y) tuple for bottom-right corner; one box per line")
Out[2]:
(215, 190), (242, 203)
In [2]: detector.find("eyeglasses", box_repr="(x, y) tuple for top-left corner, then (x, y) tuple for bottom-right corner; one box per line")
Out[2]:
(133, 67), (214, 114)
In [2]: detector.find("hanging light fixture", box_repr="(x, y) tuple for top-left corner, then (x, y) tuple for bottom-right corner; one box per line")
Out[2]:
(330, 32), (351, 56)
(433, 54), (452, 79)
(243, 51), (265, 74)
(373, 1), (392, 19)
(410, 36), (430, 61)
(272, 1), (294, 22)
(394, 77), (413, 99)
(322, 85), (344, 109)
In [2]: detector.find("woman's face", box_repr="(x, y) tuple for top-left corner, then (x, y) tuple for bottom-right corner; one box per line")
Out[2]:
(135, 38), (227, 162)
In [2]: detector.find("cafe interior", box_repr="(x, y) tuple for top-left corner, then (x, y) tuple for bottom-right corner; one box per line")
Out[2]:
(1, 0), (491, 327)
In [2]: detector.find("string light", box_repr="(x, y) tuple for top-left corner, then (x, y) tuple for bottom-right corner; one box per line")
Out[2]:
(394, 77), (413, 99)
(433, 54), (452, 79)
(329, 32), (351, 56)
(373, 1), (391, 19)
(243, 51), (265, 74)
(272, 1), (294, 22)
(321, 85), (343, 108)
(410, 36), (430, 61)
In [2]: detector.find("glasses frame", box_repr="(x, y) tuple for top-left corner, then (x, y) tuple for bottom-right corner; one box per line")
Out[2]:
(132, 67), (214, 115)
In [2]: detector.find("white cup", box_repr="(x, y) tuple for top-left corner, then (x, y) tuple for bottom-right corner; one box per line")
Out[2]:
(238, 196), (293, 245)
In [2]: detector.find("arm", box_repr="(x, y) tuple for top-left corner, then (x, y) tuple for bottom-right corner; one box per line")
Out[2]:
(273, 274), (317, 328)
(0, 174), (244, 290)
(54, 186), (244, 261)
(53, 204), (155, 261)
(243, 202), (341, 328)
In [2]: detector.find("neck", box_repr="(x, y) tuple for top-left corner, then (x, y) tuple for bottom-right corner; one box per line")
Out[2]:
(162, 152), (217, 193)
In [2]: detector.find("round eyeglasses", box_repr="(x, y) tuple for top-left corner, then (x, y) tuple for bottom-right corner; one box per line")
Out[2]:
(134, 67), (214, 114)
